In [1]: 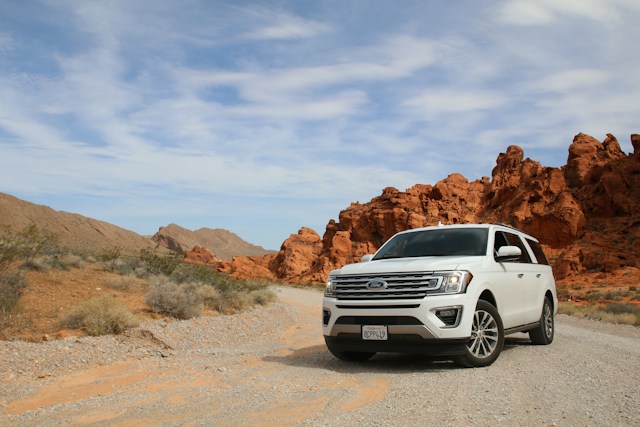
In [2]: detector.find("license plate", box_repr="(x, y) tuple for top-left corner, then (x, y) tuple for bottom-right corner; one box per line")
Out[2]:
(362, 325), (388, 341)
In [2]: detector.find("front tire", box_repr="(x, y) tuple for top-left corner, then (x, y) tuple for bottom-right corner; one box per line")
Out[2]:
(529, 297), (554, 345)
(456, 300), (504, 368)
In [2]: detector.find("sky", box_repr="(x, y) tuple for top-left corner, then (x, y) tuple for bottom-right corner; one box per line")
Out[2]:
(1, 0), (639, 250)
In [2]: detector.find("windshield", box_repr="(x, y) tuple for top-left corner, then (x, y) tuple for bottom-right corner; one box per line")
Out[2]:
(373, 228), (488, 260)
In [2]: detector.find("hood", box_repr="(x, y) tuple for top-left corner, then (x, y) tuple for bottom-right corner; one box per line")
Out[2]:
(332, 255), (484, 276)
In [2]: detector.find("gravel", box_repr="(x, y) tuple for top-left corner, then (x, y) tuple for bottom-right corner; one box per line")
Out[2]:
(1, 287), (639, 426)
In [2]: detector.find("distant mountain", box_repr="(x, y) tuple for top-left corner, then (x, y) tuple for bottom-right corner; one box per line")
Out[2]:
(0, 192), (155, 253)
(152, 223), (274, 261)
(0, 193), (272, 260)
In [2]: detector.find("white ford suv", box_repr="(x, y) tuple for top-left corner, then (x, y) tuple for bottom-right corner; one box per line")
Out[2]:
(323, 223), (557, 367)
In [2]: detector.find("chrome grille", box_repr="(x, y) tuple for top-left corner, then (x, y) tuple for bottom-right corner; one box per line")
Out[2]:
(331, 272), (442, 300)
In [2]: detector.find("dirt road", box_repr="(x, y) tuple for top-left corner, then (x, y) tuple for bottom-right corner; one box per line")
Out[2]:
(1, 286), (639, 426)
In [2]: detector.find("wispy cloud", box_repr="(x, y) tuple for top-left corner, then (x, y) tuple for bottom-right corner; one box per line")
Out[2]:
(241, 7), (333, 40)
(0, 0), (638, 248)
(498, 0), (629, 26)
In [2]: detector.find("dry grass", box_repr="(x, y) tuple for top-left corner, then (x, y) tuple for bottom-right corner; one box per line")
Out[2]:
(61, 295), (140, 336)
(558, 302), (640, 326)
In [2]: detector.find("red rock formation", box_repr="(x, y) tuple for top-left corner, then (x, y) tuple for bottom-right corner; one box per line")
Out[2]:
(217, 254), (276, 281)
(268, 228), (323, 282)
(222, 133), (640, 286)
(183, 245), (221, 266)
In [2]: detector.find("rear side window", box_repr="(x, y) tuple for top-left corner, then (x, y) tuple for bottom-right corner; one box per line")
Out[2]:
(526, 238), (549, 265)
(494, 231), (532, 263)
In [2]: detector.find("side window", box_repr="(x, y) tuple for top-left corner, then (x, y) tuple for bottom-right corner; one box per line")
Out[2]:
(503, 232), (532, 263)
(493, 231), (509, 258)
(526, 238), (549, 265)
(494, 231), (532, 263)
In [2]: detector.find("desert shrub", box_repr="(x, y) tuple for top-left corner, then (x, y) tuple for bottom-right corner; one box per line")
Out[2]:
(61, 295), (139, 336)
(171, 263), (222, 285)
(1, 225), (61, 273)
(137, 248), (183, 276)
(103, 275), (136, 291)
(203, 285), (277, 314)
(145, 269), (278, 317)
(22, 254), (85, 272)
(145, 278), (203, 319)
(99, 246), (122, 271)
(602, 302), (640, 316)
(249, 288), (278, 306)
(0, 271), (27, 315)
(22, 256), (51, 272)
(558, 302), (640, 326)
(212, 290), (252, 314)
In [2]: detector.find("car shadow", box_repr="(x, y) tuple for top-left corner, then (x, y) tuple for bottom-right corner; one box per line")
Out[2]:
(264, 335), (534, 373)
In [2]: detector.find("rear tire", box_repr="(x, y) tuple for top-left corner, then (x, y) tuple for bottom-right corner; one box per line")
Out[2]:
(455, 300), (504, 368)
(529, 297), (554, 345)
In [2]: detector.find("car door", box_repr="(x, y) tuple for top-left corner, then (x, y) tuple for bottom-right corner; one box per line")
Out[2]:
(502, 232), (542, 325)
(492, 231), (539, 328)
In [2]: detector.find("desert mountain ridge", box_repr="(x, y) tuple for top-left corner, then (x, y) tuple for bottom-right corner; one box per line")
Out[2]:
(152, 223), (273, 261)
(0, 193), (270, 260)
(217, 132), (640, 289)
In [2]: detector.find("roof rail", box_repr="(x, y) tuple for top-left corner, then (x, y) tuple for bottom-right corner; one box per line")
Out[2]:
(495, 222), (526, 233)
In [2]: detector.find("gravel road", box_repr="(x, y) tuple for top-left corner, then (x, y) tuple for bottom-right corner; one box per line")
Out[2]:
(1, 286), (639, 426)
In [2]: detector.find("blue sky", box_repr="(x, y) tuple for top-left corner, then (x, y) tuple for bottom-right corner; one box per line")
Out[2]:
(1, 0), (638, 250)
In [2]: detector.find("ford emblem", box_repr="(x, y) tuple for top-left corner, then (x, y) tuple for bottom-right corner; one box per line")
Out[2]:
(365, 279), (388, 290)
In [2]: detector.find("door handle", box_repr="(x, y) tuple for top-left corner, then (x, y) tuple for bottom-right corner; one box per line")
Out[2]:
(517, 273), (524, 278)
(536, 273), (541, 278)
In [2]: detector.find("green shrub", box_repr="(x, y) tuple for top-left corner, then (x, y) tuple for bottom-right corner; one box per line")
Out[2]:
(1, 225), (61, 273)
(99, 246), (122, 271)
(137, 248), (183, 276)
(61, 295), (139, 336)
(602, 302), (640, 315)
(0, 271), (27, 315)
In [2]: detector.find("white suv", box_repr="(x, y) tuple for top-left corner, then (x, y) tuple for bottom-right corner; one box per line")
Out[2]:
(323, 223), (557, 367)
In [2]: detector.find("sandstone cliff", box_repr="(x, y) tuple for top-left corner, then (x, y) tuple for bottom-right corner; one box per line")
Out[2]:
(219, 133), (640, 285)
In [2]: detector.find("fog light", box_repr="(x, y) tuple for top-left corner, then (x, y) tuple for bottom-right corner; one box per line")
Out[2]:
(323, 309), (331, 326)
(434, 306), (462, 327)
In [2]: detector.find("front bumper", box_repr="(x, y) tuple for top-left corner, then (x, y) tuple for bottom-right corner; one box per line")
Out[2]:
(322, 294), (474, 354)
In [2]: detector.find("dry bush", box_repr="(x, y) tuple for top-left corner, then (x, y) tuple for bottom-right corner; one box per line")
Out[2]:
(145, 278), (204, 319)
(0, 271), (27, 315)
(102, 275), (136, 291)
(249, 288), (278, 306)
(205, 288), (277, 314)
(559, 302), (640, 326)
(61, 295), (139, 336)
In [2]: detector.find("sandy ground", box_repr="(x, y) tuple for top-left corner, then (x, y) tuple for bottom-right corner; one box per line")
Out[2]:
(1, 286), (639, 426)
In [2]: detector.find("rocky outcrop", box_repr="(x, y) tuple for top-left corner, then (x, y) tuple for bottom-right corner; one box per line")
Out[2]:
(183, 245), (221, 266)
(220, 133), (640, 285)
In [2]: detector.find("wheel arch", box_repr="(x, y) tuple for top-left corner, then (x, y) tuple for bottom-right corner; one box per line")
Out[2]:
(544, 289), (555, 312)
(478, 289), (497, 310)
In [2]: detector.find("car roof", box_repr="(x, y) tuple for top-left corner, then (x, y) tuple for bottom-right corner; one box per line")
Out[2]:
(394, 223), (535, 239)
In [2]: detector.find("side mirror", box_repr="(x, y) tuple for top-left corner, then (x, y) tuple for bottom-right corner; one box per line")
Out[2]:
(360, 254), (373, 262)
(496, 246), (521, 262)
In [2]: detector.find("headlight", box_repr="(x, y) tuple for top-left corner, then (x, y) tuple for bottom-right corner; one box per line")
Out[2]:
(325, 275), (336, 297)
(437, 271), (473, 294)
